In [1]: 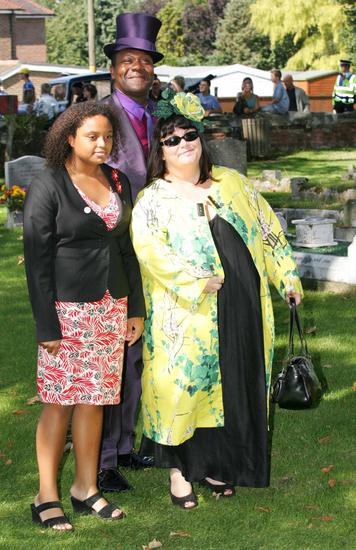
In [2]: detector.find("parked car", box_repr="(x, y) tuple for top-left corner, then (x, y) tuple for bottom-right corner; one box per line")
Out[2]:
(49, 72), (112, 110)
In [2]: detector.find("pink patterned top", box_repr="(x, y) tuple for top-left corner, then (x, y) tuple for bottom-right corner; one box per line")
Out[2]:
(74, 183), (120, 230)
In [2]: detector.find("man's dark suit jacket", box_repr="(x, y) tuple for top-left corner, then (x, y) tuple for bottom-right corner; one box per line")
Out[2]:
(23, 163), (145, 343)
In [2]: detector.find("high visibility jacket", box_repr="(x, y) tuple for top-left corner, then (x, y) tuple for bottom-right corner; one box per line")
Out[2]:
(332, 72), (356, 105)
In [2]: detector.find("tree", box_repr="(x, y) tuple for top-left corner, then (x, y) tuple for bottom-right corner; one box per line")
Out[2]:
(156, 0), (185, 65)
(182, 1), (216, 64)
(134, 0), (167, 15)
(45, 0), (89, 66)
(94, 0), (125, 68)
(213, 0), (272, 68)
(250, 0), (348, 69)
(208, 0), (228, 20)
(337, 0), (356, 66)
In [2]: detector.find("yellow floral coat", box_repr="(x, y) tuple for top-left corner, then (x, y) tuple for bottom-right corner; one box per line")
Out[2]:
(131, 166), (302, 446)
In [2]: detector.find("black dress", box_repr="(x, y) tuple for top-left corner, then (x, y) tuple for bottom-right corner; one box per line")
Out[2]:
(140, 215), (270, 487)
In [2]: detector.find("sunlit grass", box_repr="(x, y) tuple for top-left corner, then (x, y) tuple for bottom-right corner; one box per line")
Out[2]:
(1, 213), (355, 549)
(248, 149), (356, 210)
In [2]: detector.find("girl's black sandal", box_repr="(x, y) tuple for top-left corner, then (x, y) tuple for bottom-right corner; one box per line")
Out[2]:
(71, 491), (125, 520)
(31, 500), (73, 530)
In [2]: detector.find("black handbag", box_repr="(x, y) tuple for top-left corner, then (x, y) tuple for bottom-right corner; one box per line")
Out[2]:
(272, 300), (322, 409)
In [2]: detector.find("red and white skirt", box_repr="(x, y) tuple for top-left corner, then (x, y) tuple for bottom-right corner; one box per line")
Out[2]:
(37, 291), (127, 406)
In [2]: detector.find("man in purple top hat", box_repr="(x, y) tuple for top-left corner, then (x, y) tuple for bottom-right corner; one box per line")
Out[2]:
(98, 12), (164, 493)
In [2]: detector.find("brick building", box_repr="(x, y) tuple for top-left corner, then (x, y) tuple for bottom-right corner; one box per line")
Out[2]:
(0, 0), (54, 63)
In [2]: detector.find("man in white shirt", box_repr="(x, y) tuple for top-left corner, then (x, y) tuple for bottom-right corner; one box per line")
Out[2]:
(34, 83), (59, 121)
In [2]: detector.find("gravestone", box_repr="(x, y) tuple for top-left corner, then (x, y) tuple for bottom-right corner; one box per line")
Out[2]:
(262, 170), (282, 181)
(290, 177), (308, 199)
(4, 155), (45, 228)
(343, 200), (356, 228)
(292, 217), (336, 248)
(293, 236), (356, 285)
(207, 137), (247, 176)
(5, 155), (45, 190)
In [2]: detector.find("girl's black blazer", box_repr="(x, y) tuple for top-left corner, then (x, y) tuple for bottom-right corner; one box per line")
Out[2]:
(23, 163), (146, 342)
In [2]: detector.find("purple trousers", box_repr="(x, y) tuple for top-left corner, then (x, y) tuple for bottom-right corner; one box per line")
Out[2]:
(99, 339), (143, 469)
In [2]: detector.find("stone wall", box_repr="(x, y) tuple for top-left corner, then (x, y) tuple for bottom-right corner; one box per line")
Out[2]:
(207, 112), (356, 158)
(267, 112), (356, 154)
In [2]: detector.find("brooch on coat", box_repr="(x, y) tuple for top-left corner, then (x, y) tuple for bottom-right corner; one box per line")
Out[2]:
(111, 169), (122, 194)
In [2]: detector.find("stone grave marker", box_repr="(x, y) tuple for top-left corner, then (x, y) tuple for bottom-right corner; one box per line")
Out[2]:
(290, 176), (308, 199)
(5, 155), (45, 190)
(4, 155), (45, 228)
(343, 200), (356, 228)
(292, 217), (337, 248)
(262, 169), (282, 181)
(207, 137), (247, 175)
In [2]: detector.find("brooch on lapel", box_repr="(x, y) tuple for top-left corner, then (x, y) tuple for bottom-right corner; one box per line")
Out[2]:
(111, 169), (122, 194)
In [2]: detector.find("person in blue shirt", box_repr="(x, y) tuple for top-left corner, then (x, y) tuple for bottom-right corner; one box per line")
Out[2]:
(261, 69), (289, 114)
(197, 79), (222, 117)
(20, 68), (35, 102)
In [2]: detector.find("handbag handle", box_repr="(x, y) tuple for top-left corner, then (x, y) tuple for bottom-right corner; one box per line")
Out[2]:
(288, 299), (309, 357)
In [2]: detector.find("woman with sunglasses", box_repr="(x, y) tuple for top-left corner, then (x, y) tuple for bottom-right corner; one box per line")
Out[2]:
(131, 90), (302, 509)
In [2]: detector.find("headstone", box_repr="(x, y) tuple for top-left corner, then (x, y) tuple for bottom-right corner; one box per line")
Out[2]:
(4, 155), (45, 228)
(5, 155), (45, 190)
(343, 200), (356, 228)
(334, 226), (356, 241)
(262, 169), (282, 181)
(252, 176), (290, 193)
(290, 177), (308, 199)
(280, 208), (341, 225)
(292, 217), (337, 247)
(207, 137), (247, 176)
(293, 250), (356, 285)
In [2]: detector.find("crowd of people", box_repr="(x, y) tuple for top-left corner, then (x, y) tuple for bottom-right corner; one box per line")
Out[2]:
(13, 69), (100, 123)
(233, 70), (310, 115)
(3, 56), (355, 123)
(18, 10), (353, 535)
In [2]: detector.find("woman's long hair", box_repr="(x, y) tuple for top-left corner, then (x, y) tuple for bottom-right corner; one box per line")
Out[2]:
(146, 114), (213, 186)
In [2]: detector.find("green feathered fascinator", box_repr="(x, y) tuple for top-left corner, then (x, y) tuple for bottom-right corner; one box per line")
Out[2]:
(153, 88), (205, 132)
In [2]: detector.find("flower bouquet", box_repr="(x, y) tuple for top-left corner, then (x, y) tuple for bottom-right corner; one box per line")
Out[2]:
(0, 184), (27, 228)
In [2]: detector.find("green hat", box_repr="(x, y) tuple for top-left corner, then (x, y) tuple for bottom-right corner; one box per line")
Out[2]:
(154, 88), (205, 132)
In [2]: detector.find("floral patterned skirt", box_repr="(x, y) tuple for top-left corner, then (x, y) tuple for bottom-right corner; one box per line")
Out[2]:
(37, 291), (127, 406)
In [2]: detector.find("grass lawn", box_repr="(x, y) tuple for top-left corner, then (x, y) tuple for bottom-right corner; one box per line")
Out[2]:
(247, 149), (356, 210)
(0, 207), (356, 550)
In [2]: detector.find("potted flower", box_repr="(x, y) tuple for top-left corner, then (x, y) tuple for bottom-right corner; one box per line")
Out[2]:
(0, 184), (27, 228)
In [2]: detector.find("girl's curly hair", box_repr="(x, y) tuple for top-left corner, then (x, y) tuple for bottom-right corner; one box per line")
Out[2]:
(43, 102), (119, 168)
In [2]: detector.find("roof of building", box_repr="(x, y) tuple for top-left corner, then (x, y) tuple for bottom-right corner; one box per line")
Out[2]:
(0, 0), (24, 9)
(288, 70), (338, 80)
(0, 0), (53, 15)
(0, 62), (108, 81)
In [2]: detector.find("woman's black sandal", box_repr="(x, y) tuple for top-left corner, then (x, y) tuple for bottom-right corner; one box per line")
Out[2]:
(199, 478), (236, 497)
(71, 491), (125, 520)
(31, 500), (73, 530)
(169, 478), (198, 509)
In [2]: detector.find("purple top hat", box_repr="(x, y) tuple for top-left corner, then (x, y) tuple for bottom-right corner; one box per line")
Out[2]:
(104, 12), (164, 63)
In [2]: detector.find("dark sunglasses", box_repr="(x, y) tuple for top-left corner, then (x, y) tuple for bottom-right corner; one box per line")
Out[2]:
(160, 130), (199, 148)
